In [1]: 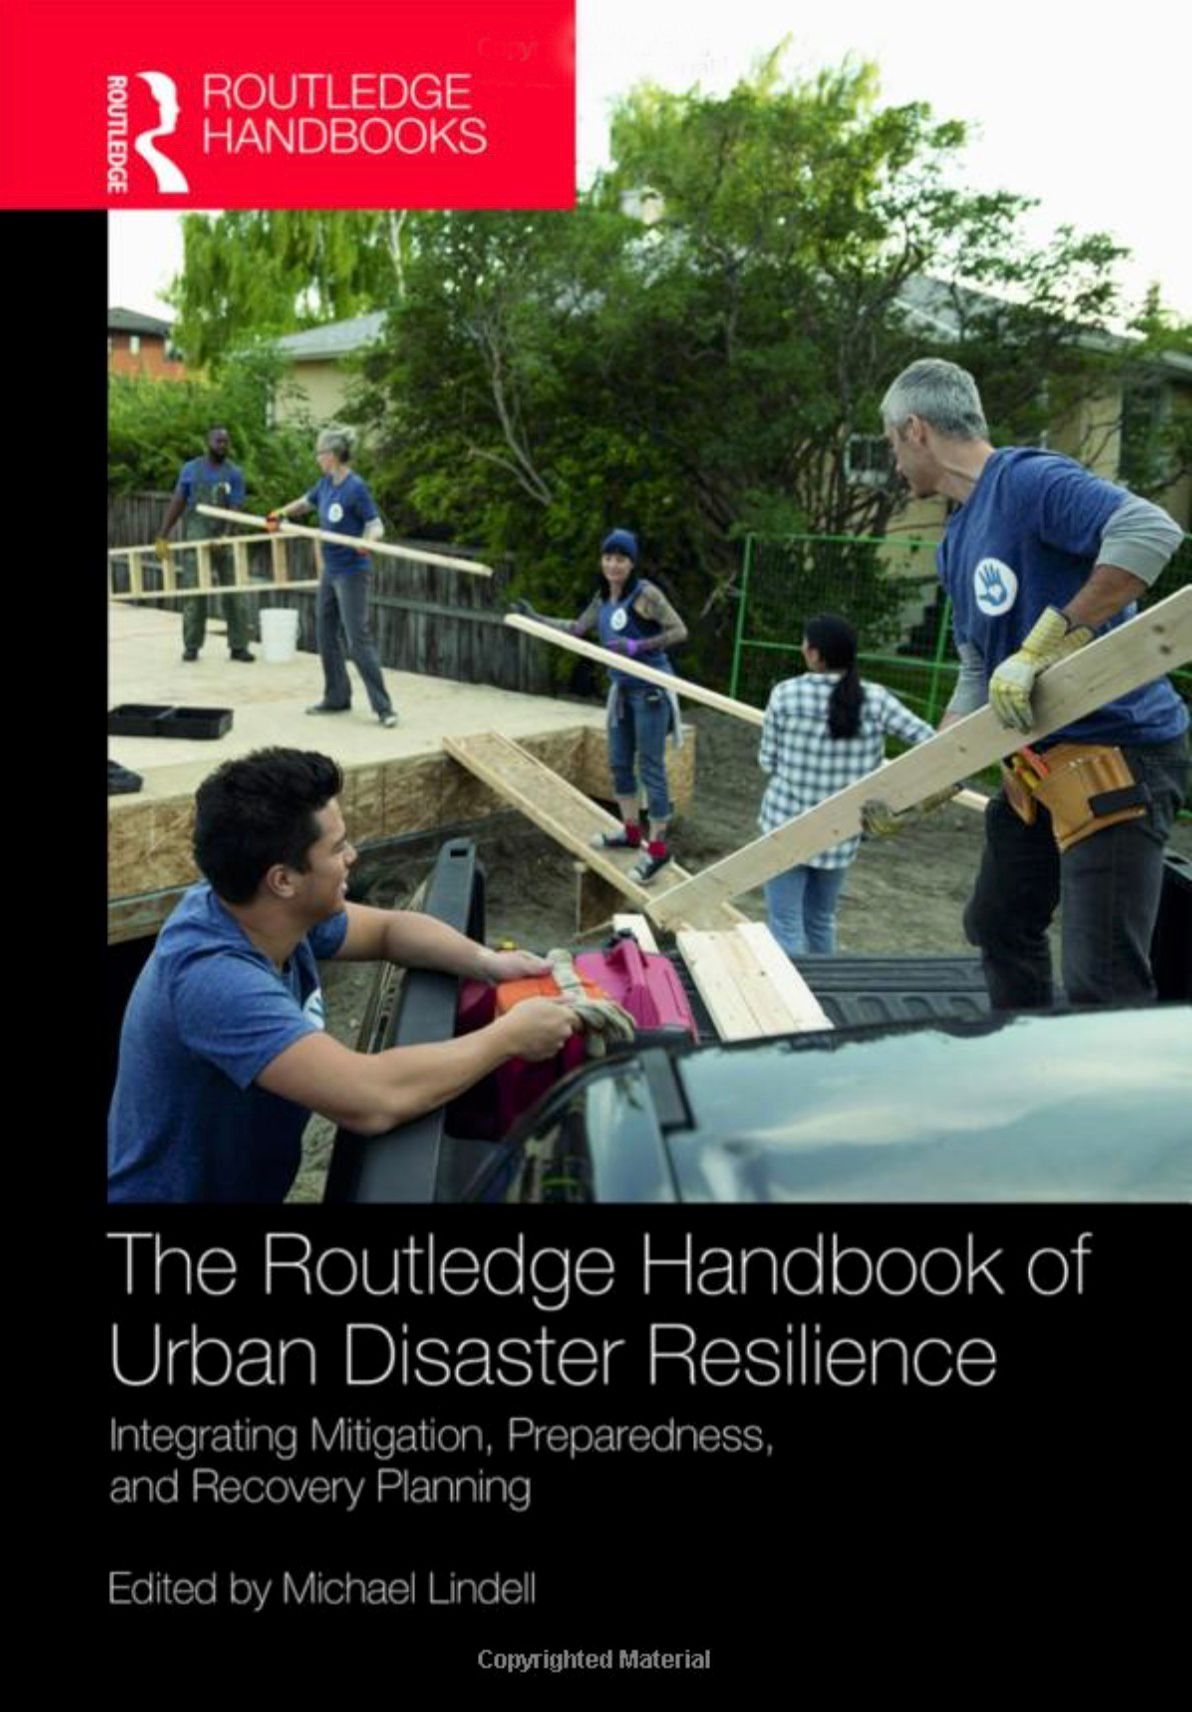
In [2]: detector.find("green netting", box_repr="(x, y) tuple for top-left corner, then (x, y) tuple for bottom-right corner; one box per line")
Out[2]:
(731, 531), (1191, 714)
(729, 530), (1191, 810)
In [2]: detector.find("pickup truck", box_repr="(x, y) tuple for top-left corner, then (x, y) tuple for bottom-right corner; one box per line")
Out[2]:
(324, 838), (1192, 1204)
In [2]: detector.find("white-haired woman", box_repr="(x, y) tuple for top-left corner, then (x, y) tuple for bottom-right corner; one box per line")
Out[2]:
(268, 428), (397, 728)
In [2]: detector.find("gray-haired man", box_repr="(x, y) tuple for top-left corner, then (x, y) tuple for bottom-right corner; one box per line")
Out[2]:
(268, 428), (397, 729)
(879, 357), (1188, 1009)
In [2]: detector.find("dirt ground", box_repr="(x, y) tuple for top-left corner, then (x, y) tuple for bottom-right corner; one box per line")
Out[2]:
(290, 702), (1190, 1200)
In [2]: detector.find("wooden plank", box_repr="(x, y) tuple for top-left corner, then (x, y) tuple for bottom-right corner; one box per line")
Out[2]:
(109, 579), (320, 601)
(676, 929), (769, 1041)
(612, 913), (659, 953)
(733, 921), (833, 1031)
(126, 549), (145, 598)
(230, 537), (250, 585)
(196, 504), (494, 577)
(270, 534), (289, 585)
(108, 532), (278, 555)
(715, 929), (806, 1036)
(652, 586), (1192, 929)
(507, 613), (764, 722)
(195, 541), (213, 591)
(676, 924), (831, 1040)
(443, 730), (743, 928)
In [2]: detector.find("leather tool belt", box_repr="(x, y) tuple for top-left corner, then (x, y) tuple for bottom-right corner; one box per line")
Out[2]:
(1002, 743), (1150, 852)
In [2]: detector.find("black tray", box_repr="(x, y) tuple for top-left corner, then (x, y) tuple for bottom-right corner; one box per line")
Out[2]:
(107, 704), (233, 740)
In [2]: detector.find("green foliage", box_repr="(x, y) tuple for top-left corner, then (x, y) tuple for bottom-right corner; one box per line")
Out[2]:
(1117, 288), (1192, 501)
(346, 52), (1156, 680)
(166, 211), (408, 367)
(107, 349), (313, 500)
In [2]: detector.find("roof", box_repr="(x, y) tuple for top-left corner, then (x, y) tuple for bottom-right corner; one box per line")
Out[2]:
(272, 311), (387, 361)
(108, 306), (173, 337)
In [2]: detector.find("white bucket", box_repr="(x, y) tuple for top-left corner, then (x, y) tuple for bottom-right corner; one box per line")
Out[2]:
(259, 607), (300, 664)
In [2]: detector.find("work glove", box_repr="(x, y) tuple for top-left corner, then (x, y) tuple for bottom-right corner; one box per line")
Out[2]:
(988, 607), (1094, 734)
(861, 785), (960, 839)
(264, 510), (282, 533)
(607, 636), (644, 658)
(154, 536), (172, 565)
(508, 597), (539, 618)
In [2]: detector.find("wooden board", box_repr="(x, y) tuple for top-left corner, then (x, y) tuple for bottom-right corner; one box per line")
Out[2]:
(506, 613), (766, 722)
(676, 923), (831, 1041)
(196, 504), (494, 576)
(651, 585), (1192, 930)
(109, 580), (320, 601)
(443, 730), (743, 928)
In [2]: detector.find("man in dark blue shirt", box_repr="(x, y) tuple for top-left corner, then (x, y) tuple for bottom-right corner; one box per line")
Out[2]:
(880, 357), (1188, 1008)
(108, 748), (579, 1202)
(157, 425), (255, 662)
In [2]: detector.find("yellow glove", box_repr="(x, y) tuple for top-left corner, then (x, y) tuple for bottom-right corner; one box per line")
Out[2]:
(861, 785), (960, 839)
(988, 607), (1093, 734)
(154, 536), (172, 565)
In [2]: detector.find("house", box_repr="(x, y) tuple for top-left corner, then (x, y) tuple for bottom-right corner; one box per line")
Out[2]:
(878, 276), (1192, 536)
(108, 307), (185, 380)
(268, 311), (387, 427)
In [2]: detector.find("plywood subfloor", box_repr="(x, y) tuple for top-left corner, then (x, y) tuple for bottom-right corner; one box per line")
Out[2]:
(107, 603), (695, 940)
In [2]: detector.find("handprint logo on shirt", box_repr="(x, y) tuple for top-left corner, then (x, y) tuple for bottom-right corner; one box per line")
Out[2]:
(973, 557), (1018, 617)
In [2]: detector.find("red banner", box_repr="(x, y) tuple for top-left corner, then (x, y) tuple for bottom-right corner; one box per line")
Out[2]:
(0, 0), (575, 208)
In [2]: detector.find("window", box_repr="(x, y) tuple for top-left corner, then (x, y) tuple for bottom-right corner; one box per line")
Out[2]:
(129, 333), (141, 355)
(845, 434), (894, 487)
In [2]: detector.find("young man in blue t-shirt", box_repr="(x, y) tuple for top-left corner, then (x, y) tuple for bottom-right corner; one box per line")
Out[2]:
(268, 427), (398, 727)
(880, 357), (1188, 1009)
(108, 748), (579, 1203)
(157, 425), (255, 663)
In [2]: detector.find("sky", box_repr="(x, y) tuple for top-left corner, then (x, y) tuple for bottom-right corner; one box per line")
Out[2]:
(109, 0), (1191, 322)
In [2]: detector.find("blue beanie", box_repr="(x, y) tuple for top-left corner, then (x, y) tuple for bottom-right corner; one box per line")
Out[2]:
(601, 528), (639, 564)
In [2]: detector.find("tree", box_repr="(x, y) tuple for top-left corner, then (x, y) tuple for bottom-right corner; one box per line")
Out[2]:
(107, 348), (313, 499)
(349, 50), (1162, 680)
(165, 211), (411, 367)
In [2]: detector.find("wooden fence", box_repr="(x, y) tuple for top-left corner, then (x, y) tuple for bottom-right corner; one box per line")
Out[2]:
(107, 493), (554, 694)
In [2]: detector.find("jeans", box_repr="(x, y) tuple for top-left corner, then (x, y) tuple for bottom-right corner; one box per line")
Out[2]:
(316, 569), (393, 717)
(963, 733), (1189, 1008)
(180, 541), (251, 653)
(607, 686), (672, 822)
(765, 863), (849, 955)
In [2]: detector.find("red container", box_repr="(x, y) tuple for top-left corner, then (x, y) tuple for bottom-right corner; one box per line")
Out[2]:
(451, 939), (697, 1139)
(575, 938), (698, 1040)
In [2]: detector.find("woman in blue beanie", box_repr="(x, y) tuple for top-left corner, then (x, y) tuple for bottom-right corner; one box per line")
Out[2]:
(517, 529), (688, 884)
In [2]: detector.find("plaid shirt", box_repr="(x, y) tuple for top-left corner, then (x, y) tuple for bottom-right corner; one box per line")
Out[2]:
(758, 674), (936, 869)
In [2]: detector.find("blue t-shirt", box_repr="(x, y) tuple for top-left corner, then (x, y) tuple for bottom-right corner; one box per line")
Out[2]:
(108, 885), (350, 1203)
(175, 457), (246, 539)
(938, 448), (1188, 746)
(596, 581), (674, 689)
(305, 471), (379, 574)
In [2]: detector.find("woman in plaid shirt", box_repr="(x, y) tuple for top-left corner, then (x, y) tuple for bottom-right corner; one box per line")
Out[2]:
(759, 613), (936, 954)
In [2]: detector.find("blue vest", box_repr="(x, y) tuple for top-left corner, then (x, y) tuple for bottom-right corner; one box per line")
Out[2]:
(597, 581), (674, 689)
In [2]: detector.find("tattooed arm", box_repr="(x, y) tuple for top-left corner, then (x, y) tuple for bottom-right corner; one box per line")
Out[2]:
(630, 582), (688, 653)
